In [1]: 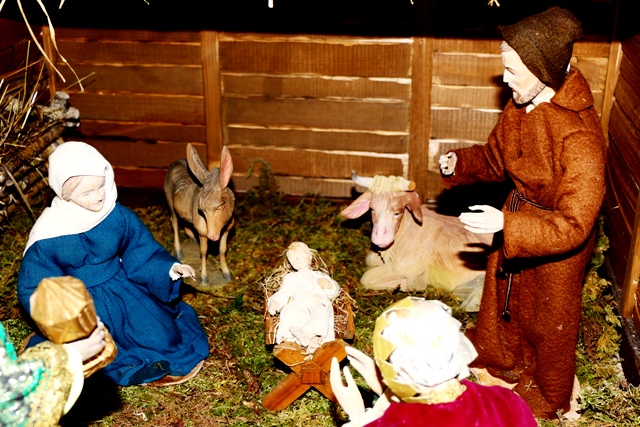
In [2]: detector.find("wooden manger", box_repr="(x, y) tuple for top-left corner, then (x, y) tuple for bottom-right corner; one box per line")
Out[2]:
(262, 251), (355, 410)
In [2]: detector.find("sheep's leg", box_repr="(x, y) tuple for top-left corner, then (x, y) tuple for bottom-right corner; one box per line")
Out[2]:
(170, 210), (183, 260)
(199, 235), (209, 284)
(219, 227), (232, 281)
(360, 265), (407, 290)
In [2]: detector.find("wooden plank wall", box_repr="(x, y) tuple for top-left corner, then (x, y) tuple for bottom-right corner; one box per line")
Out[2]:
(218, 33), (411, 198)
(46, 28), (611, 202)
(50, 28), (208, 189)
(604, 33), (640, 320)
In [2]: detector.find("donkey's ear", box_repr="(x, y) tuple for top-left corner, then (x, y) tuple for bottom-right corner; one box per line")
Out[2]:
(341, 191), (373, 219)
(186, 143), (209, 184)
(404, 191), (423, 225)
(219, 146), (233, 189)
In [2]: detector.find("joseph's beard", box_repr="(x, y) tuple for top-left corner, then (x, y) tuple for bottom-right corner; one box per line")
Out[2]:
(513, 80), (546, 105)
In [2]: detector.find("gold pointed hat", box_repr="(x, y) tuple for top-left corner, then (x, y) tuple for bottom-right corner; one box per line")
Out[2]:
(30, 276), (117, 377)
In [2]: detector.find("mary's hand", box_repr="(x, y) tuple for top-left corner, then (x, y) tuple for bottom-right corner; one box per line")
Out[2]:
(330, 357), (366, 420)
(171, 263), (196, 281)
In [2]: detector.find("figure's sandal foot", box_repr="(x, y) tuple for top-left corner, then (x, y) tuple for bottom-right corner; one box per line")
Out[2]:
(143, 360), (204, 387)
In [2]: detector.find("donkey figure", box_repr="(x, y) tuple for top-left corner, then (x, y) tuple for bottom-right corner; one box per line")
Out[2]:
(164, 144), (235, 283)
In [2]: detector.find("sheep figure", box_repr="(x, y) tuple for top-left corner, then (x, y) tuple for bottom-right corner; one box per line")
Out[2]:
(341, 172), (491, 311)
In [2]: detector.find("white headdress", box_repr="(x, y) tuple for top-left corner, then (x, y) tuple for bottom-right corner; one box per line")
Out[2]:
(24, 141), (117, 253)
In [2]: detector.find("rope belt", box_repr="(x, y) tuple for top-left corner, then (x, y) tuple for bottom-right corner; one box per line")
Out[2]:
(500, 189), (552, 322)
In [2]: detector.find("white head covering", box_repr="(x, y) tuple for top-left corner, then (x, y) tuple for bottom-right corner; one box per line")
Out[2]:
(373, 297), (478, 400)
(24, 141), (117, 254)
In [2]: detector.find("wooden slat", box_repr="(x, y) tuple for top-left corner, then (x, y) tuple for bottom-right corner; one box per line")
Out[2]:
(228, 146), (404, 179)
(223, 97), (409, 132)
(113, 168), (363, 199)
(621, 193), (640, 318)
(573, 56), (608, 90)
(85, 140), (205, 168)
(219, 32), (412, 44)
(225, 127), (407, 154)
(0, 20), (36, 78)
(55, 28), (201, 43)
(601, 41), (622, 139)
(69, 92), (205, 124)
(430, 108), (501, 142)
(614, 74), (640, 133)
(619, 54), (640, 97)
(603, 176), (631, 287)
(218, 40), (412, 77)
(222, 74), (411, 101)
(113, 166), (166, 189)
(433, 38), (500, 54)
(55, 40), (202, 65)
(433, 53), (503, 87)
(606, 140), (639, 233)
(76, 120), (207, 143)
(432, 39), (609, 58)
(57, 64), (204, 95)
(432, 86), (507, 110)
(201, 31), (224, 169)
(573, 41), (612, 58)
(609, 103), (640, 182)
(232, 174), (359, 198)
(621, 35), (640, 69)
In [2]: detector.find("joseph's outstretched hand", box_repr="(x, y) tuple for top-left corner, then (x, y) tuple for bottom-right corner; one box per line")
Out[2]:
(459, 205), (504, 234)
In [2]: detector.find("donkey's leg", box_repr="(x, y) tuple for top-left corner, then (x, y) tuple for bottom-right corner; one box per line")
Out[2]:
(219, 218), (234, 281)
(219, 229), (232, 281)
(199, 235), (209, 284)
(170, 210), (183, 260)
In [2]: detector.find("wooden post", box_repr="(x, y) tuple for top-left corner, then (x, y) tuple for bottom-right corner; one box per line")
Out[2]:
(201, 31), (224, 170)
(408, 0), (434, 203)
(41, 25), (59, 99)
(621, 194), (640, 318)
(601, 0), (622, 145)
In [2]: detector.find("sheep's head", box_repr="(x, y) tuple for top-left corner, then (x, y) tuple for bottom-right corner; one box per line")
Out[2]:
(341, 172), (422, 249)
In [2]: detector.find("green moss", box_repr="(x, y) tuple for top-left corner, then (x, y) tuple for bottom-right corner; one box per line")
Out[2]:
(1, 171), (638, 426)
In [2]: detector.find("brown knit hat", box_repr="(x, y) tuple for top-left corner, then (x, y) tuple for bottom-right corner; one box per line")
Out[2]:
(498, 6), (582, 90)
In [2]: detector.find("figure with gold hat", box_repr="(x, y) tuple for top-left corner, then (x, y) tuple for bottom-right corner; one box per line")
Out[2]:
(330, 297), (537, 426)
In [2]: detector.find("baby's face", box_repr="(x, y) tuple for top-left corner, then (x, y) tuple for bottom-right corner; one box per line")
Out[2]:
(68, 175), (106, 212)
(287, 245), (311, 270)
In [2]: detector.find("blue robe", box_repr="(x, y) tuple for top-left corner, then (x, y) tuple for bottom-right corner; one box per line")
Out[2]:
(18, 202), (209, 386)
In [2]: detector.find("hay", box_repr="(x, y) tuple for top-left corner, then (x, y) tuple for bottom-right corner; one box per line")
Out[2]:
(262, 247), (355, 346)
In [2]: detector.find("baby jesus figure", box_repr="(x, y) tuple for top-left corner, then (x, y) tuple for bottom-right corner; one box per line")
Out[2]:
(267, 242), (340, 353)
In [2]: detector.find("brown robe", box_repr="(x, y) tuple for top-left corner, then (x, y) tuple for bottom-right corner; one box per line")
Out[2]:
(443, 67), (606, 418)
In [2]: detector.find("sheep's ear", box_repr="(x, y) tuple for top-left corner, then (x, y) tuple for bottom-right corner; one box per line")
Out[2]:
(186, 143), (209, 184)
(219, 146), (233, 189)
(341, 191), (372, 219)
(404, 191), (423, 225)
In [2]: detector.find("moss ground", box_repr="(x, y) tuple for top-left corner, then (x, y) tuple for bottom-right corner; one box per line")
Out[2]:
(1, 175), (639, 426)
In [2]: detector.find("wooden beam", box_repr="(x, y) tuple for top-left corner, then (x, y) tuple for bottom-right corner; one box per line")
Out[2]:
(201, 30), (223, 170)
(602, 41), (622, 144)
(408, 0), (434, 203)
(41, 25), (59, 98)
(621, 194), (640, 318)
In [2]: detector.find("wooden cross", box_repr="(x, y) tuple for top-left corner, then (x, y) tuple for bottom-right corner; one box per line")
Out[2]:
(261, 339), (348, 410)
